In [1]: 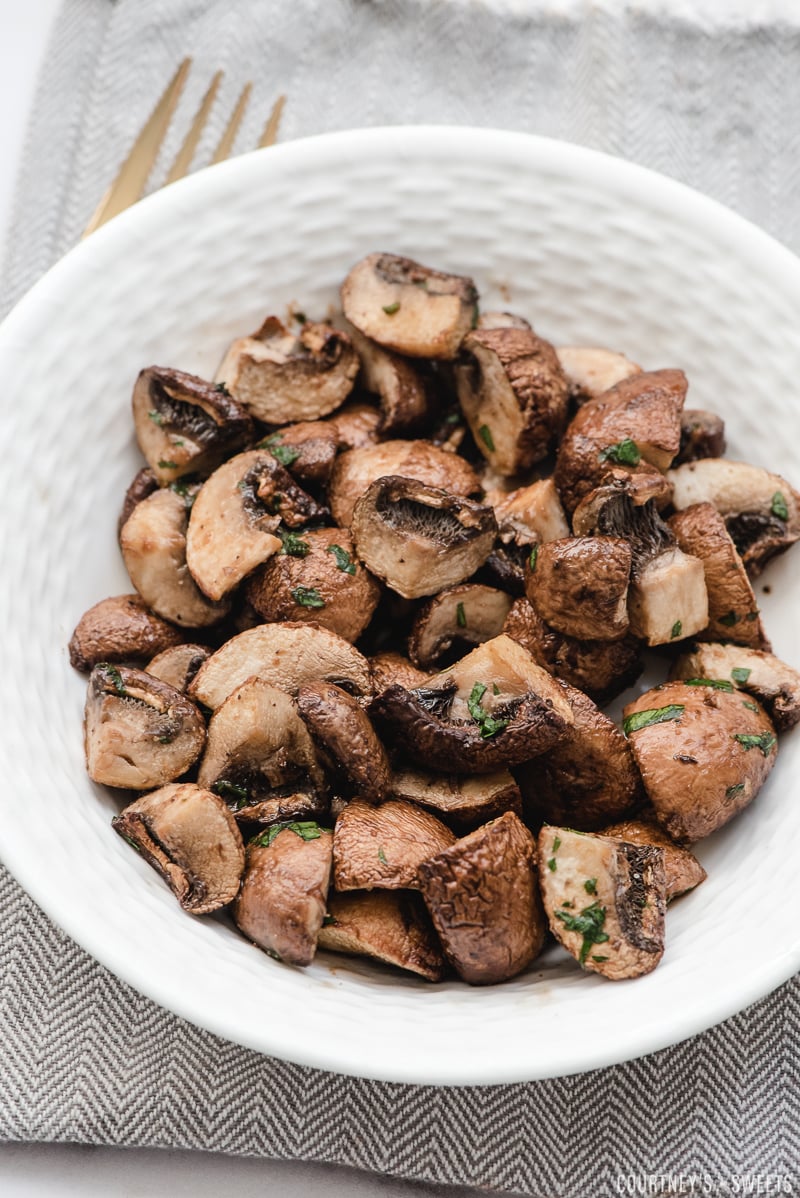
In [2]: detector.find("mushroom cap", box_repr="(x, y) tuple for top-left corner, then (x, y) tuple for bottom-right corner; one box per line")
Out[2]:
(325, 400), (382, 450)
(296, 681), (391, 804)
(84, 665), (206, 789)
(118, 466), (159, 534)
(113, 783), (244, 915)
(408, 583), (513, 670)
(455, 326), (570, 475)
(351, 475), (497, 600)
(670, 642), (800, 732)
(369, 651), (431, 693)
(343, 319), (431, 435)
(389, 766), (522, 832)
(329, 439), (480, 529)
(259, 421), (340, 486)
(246, 527), (381, 644)
(600, 818), (707, 901)
(340, 252), (478, 360)
(419, 811), (546, 985)
(318, 889), (446, 981)
(676, 409), (726, 465)
(555, 346), (642, 404)
(146, 643), (210, 693)
(332, 798), (456, 891)
(69, 594), (185, 673)
(188, 622), (373, 710)
(622, 680), (778, 842)
(524, 536), (632, 642)
(132, 366), (254, 485)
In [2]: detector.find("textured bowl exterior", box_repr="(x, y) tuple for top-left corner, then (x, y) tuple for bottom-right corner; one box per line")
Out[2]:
(0, 127), (799, 1086)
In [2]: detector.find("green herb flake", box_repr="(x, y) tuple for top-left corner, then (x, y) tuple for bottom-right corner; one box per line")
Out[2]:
(584, 878), (598, 895)
(279, 530), (310, 558)
(555, 901), (610, 965)
(258, 434), (300, 467)
(147, 409), (164, 426)
(467, 681), (509, 740)
(771, 491), (789, 521)
(553, 836), (562, 852)
(291, 586), (326, 609)
(444, 411), (462, 425)
(252, 821), (325, 848)
(492, 683), (500, 695)
(212, 779), (249, 809)
(731, 667), (752, 685)
(157, 459), (178, 470)
(734, 732), (777, 757)
(294, 311), (307, 325)
(382, 301), (401, 315)
(591, 955), (609, 964)
(719, 611), (739, 627)
(456, 602), (467, 629)
(742, 700), (760, 713)
(685, 678), (734, 692)
(546, 858), (557, 872)
(322, 913), (336, 927)
(726, 783), (745, 799)
(478, 424), (495, 452)
(121, 834), (142, 854)
(623, 704), (685, 736)
(98, 662), (127, 697)
(528, 544), (538, 572)
(670, 620), (682, 640)
(327, 544), (357, 575)
(378, 847), (388, 865)
(598, 437), (641, 466)
(745, 611), (759, 622)
(214, 382), (231, 395)
(157, 733), (174, 745)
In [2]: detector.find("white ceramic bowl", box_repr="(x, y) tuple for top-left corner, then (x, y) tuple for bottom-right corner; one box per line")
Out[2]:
(1, 127), (799, 1086)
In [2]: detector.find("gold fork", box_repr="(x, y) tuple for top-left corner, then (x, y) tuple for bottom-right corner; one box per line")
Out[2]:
(82, 58), (286, 238)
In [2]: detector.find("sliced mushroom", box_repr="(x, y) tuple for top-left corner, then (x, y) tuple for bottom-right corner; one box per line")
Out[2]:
(369, 651), (431, 693)
(514, 682), (642, 831)
(233, 822), (333, 965)
(372, 634), (573, 773)
(477, 311), (532, 331)
(668, 458), (800, 575)
(343, 319), (430, 435)
(341, 253), (478, 360)
(188, 623), (372, 710)
(668, 503), (769, 648)
(329, 439), (480, 529)
(419, 811), (546, 984)
(245, 527), (381, 644)
(113, 783), (244, 914)
(554, 368), (687, 514)
(296, 682), (391, 804)
(555, 346), (641, 404)
(258, 421), (340, 486)
(69, 594), (185, 672)
(325, 400), (382, 450)
(352, 476), (497, 600)
(675, 410), (726, 465)
(389, 766), (522, 831)
(408, 584), (513, 669)
(120, 487), (230, 627)
(670, 643), (800, 731)
(118, 466), (159, 534)
(600, 818), (706, 901)
(132, 367), (254, 485)
(84, 664), (206, 788)
(318, 890), (446, 981)
(216, 317), (358, 423)
(146, 643), (210, 693)
(622, 680), (778, 842)
(503, 597), (643, 704)
(455, 326), (570, 475)
(333, 799), (456, 891)
(538, 826), (666, 979)
(524, 536), (632, 641)
(489, 477), (570, 546)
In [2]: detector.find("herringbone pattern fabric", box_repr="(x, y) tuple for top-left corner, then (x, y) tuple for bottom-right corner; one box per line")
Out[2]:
(2, 2), (799, 1193)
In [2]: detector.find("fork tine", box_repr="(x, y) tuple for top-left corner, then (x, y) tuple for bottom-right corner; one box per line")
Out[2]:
(209, 82), (252, 165)
(164, 69), (223, 185)
(258, 94), (286, 149)
(82, 58), (192, 237)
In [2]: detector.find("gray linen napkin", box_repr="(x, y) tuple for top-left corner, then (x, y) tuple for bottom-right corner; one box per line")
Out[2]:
(2, 2), (800, 1193)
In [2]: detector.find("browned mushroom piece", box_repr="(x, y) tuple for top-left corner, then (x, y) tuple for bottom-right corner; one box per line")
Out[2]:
(188, 623), (373, 710)
(118, 466), (159, 534)
(555, 346), (642, 405)
(622, 681), (778, 843)
(668, 458), (800, 576)
(84, 664), (206, 788)
(132, 367), (254, 485)
(513, 683), (642, 831)
(502, 597), (643, 704)
(113, 783), (245, 914)
(352, 476), (497, 600)
(538, 826), (666, 979)
(489, 477), (570, 546)
(296, 682), (391, 804)
(120, 487), (231, 628)
(245, 527), (381, 644)
(389, 766), (522, 831)
(524, 536), (632, 641)
(197, 678), (327, 819)
(318, 890), (446, 981)
(329, 439), (480, 529)
(554, 368), (687, 515)
(343, 319), (431, 435)
(600, 818), (706, 901)
(146, 643), (211, 693)
(408, 584), (513, 670)
(670, 643), (800, 732)
(372, 634), (574, 774)
(69, 594), (186, 673)
(333, 799), (456, 891)
(216, 317), (359, 423)
(668, 503), (769, 648)
(369, 651), (431, 693)
(233, 822), (334, 965)
(675, 409), (726, 465)
(455, 326), (570, 475)
(341, 253), (478, 360)
(258, 421), (340, 486)
(476, 311), (532, 331)
(325, 400), (382, 450)
(419, 811), (546, 985)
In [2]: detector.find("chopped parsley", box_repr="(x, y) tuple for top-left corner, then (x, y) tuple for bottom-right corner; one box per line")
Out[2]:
(623, 704), (685, 736)
(466, 682), (509, 739)
(528, 545), (538, 572)
(258, 433), (300, 468)
(734, 732), (777, 757)
(478, 424), (495, 452)
(98, 662), (127, 697)
(444, 411), (462, 426)
(147, 409), (164, 425)
(670, 620), (682, 640)
(492, 683), (500, 695)
(731, 667), (752, 685)
(121, 834), (142, 854)
(742, 700), (760, 713)
(685, 678), (734, 692)
(378, 847), (388, 864)
(771, 491), (789, 521)
(157, 459), (178, 470)
(552, 836), (561, 852)
(584, 878), (598, 895)
(327, 544), (356, 575)
(279, 530), (310, 557)
(382, 301), (401, 315)
(547, 858), (557, 872)
(292, 586), (326, 609)
(592, 956), (609, 964)
(456, 602), (467, 629)
(598, 438), (641, 466)
(555, 901), (610, 965)
(322, 913), (336, 927)
(251, 821), (325, 848)
(214, 382), (231, 395)
(725, 783), (745, 799)
(294, 311), (307, 325)
(719, 611), (739, 627)
(212, 780), (249, 809)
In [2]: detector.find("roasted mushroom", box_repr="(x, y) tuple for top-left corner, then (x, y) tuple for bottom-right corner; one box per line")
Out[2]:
(555, 346), (641, 404)
(408, 584), (513, 670)
(113, 783), (245, 914)
(369, 651), (431, 693)
(84, 665), (206, 788)
(623, 680), (778, 842)
(600, 818), (706, 901)
(118, 466), (159, 533)
(489, 477), (570, 546)
(389, 766), (522, 831)
(146, 643), (210, 693)
(477, 311), (532, 331)
(538, 826), (666, 979)
(69, 594), (185, 672)
(419, 811), (546, 984)
(343, 319), (431, 434)
(296, 682), (391, 804)
(318, 890), (446, 981)
(333, 799), (455, 891)
(216, 317), (359, 423)
(341, 253), (478, 360)
(675, 410), (726, 465)
(671, 643), (800, 731)
(325, 400), (382, 450)
(524, 536), (632, 641)
(258, 421), (340, 487)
